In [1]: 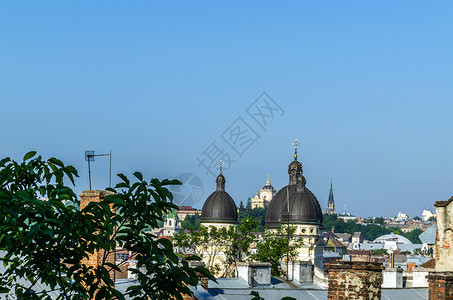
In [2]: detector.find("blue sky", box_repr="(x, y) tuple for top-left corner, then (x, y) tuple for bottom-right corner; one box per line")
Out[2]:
(1, 1), (452, 217)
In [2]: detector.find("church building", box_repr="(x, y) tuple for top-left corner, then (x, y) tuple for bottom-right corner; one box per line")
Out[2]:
(251, 175), (276, 209)
(265, 140), (325, 268)
(199, 165), (238, 276)
(326, 181), (335, 214)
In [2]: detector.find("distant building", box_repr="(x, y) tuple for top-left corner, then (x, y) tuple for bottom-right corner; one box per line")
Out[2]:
(351, 232), (364, 244)
(150, 210), (181, 238)
(325, 181), (335, 214)
(396, 212), (409, 221)
(422, 210), (436, 222)
(175, 206), (199, 221)
(337, 213), (356, 221)
(251, 175), (276, 209)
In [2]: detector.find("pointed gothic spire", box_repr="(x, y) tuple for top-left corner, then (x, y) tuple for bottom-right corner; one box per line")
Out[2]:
(326, 180), (335, 214)
(328, 181), (334, 204)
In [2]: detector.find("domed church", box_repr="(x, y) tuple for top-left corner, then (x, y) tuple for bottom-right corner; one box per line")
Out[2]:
(265, 140), (325, 268)
(199, 163), (238, 277)
(201, 164), (238, 228)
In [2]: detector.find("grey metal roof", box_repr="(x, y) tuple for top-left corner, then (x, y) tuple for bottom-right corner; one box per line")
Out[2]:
(207, 277), (428, 300)
(0, 251), (62, 299)
(419, 224), (436, 245)
(201, 173), (238, 223)
(266, 185), (323, 228)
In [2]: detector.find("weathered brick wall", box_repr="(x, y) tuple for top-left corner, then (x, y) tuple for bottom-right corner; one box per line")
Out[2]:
(80, 190), (116, 289)
(427, 272), (453, 300)
(328, 261), (384, 300)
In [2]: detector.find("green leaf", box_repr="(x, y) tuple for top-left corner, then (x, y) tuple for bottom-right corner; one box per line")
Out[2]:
(133, 172), (143, 181)
(48, 157), (64, 167)
(23, 151), (37, 161)
(105, 262), (121, 272)
(95, 287), (106, 300)
(116, 173), (129, 186)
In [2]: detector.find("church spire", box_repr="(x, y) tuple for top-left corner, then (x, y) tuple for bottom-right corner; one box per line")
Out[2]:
(326, 180), (335, 214)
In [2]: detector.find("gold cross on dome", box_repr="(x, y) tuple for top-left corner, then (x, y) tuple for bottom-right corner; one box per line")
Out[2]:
(292, 139), (300, 160)
(218, 160), (224, 173)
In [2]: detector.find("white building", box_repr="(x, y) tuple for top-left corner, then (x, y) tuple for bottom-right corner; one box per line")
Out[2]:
(422, 210), (436, 222)
(396, 212), (409, 221)
(251, 175), (276, 209)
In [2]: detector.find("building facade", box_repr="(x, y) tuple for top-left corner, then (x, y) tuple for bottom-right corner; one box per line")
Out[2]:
(200, 170), (238, 277)
(251, 175), (276, 209)
(264, 141), (325, 268)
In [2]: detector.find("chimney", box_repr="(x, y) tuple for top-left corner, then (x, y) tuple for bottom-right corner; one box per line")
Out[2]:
(427, 196), (453, 299)
(382, 267), (403, 288)
(237, 262), (272, 286)
(289, 261), (314, 284)
(80, 190), (116, 288)
(328, 261), (384, 300)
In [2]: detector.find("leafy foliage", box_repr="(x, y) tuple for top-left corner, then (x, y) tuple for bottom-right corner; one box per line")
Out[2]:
(180, 214), (201, 231)
(173, 217), (257, 277)
(238, 207), (267, 232)
(250, 225), (303, 276)
(371, 248), (388, 255)
(0, 152), (213, 299)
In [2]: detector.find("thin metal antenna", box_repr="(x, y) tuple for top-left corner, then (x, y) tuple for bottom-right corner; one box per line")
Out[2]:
(286, 186), (290, 281)
(84, 150), (111, 190)
(109, 149), (112, 188)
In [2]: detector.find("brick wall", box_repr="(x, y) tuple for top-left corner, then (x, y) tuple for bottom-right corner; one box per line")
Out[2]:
(80, 190), (116, 289)
(328, 261), (384, 300)
(427, 272), (453, 300)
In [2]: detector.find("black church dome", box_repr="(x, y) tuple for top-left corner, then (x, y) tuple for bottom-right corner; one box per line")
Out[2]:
(201, 173), (238, 224)
(265, 184), (323, 228)
(265, 143), (323, 229)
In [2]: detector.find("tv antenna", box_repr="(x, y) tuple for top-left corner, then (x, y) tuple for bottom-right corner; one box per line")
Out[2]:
(84, 150), (112, 190)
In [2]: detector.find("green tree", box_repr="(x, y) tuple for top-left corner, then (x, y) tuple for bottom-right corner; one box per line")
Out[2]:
(246, 197), (252, 211)
(0, 152), (213, 299)
(405, 228), (423, 244)
(238, 207), (267, 232)
(373, 217), (385, 225)
(251, 225), (303, 275)
(239, 200), (245, 212)
(180, 214), (201, 231)
(371, 249), (388, 255)
(413, 216), (421, 221)
(173, 218), (257, 277)
(428, 216), (436, 222)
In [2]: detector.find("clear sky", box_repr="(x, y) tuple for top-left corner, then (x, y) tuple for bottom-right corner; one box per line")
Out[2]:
(1, 1), (452, 218)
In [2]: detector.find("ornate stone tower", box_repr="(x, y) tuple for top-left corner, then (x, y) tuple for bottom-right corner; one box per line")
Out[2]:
(265, 139), (324, 268)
